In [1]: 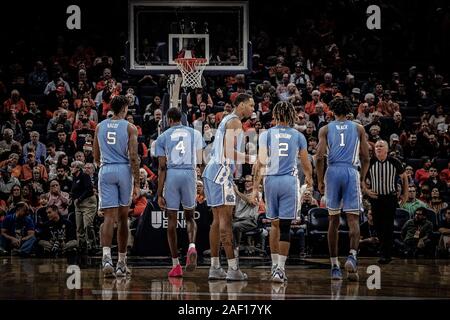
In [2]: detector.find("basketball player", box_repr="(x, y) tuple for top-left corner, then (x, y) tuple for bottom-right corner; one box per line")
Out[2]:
(155, 107), (205, 277)
(253, 101), (313, 283)
(202, 93), (254, 281)
(93, 95), (140, 277)
(316, 98), (370, 281)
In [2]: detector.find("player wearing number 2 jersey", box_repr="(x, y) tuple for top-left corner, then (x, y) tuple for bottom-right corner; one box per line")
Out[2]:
(155, 107), (205, 278)
(316, 98), (370, 282)
(253, 101), (313, 283)
(94, 95), (140, 278)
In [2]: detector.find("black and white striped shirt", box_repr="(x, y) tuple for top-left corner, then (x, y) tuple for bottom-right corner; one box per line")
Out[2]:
(367, 156), (405, 195)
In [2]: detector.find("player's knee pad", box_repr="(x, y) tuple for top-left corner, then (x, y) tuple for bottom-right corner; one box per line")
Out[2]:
(279, 219), (291, 242)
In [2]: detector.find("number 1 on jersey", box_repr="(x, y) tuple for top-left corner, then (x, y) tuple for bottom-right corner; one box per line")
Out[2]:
(339, 133), (345, 147)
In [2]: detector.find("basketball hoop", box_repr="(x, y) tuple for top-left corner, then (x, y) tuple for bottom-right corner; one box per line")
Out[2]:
(174, 57), (207, 89)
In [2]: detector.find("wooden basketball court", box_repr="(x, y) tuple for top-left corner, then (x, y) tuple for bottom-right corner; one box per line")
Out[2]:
(1, 256), (449, 300)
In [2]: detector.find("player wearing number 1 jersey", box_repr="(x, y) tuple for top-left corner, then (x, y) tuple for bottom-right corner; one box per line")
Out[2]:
(316, 98), (370, 281)
(94, 95), (140, 278)
(155, 107), (205, 278)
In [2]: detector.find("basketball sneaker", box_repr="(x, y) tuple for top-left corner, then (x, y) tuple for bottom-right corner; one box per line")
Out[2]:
(102, 255), (115, 278)
(185, 247), (198, 272)
(271, 267), (287, 283)
(226, 268), (248, 281)
(168, 264), (183, 277)
(344, 255), (359, 281)
(330, 265), (343, 280)
(116, 260), (131, 277)
(208, 266), (227, 280)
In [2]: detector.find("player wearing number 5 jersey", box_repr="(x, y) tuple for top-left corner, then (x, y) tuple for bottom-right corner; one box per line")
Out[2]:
(155, 107), (205, 278)
(94, 95), (140, 278)
(316, 98), (370, 282)
(253, 101), (313, 283)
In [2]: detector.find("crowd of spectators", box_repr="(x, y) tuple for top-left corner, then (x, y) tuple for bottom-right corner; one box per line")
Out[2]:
(0, 1), (449, 259)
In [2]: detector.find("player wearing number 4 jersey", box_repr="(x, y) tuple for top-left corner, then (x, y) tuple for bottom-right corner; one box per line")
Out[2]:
(315, 98), (370, 281)
(253, 101), (313, 283)
(155, 107), (205, 278)
(94, 95), (140, 278)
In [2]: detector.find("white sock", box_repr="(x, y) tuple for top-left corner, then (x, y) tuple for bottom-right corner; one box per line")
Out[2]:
(350, 249), (357, 258)
(271, 253), (279, 266)
(172, 257), (179, 267)
(189, 243), (196, 249)
(278, 255), (287, 270)
(118, 252), (126, 263)
(211, 257), (220, 268)
(330, 257), (340, 267)
(228, 258), (238, 271)
(103, 247), (111, 258)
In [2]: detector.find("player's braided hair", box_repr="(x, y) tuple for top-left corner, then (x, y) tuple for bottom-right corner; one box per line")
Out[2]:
(273, 101), (296, 126)
(329, 97), (353, 117)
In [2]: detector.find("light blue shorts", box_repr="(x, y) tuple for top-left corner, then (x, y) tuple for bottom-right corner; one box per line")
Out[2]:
(264, 175), (299, 220)
(164, 169), (196, 211)
(98, 164), (133, 209)
(203, 176), (236, 207)
(325, 165), (362, 214)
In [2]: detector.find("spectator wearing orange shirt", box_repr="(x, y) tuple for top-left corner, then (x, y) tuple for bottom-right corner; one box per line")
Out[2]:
(415, 157), (432, 186)
(2, 90), (28, 115)
(305, 90), (329, 115)
(20, 152), (48, 183)
(0, 153), (22, 179)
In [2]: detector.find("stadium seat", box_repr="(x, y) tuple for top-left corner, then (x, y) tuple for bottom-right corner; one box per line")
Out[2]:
(422, 207), (440, 230)
(439, 208), (447, 224)
(435, 158), (449, 171)
(139, 85), (159, 97)
(406, 158), (423, 171)
(242, 214), (267, 256)
(307, 208), (329, 254)
(394, 208), (410, 238)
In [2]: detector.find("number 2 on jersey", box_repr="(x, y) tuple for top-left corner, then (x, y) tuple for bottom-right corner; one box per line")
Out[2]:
(107, 131), (116, 145)
(279, 143), (289, 156)
(339, 133), (345, 147)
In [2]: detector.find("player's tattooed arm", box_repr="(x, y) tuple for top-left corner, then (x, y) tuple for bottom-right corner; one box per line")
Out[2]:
(225, 118), (253, 164)
(357, 124), (370, 192)
(157, 156), (167, 209)
(128, 123), (140, 191)
(315, 125), (328, 194)
(93, 125), (100, 168)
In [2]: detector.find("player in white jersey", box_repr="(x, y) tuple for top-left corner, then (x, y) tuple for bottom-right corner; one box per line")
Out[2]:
(202, 93), (255, 281)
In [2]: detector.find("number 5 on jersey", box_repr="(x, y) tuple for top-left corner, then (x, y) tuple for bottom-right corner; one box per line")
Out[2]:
(107, 131), (116, 145)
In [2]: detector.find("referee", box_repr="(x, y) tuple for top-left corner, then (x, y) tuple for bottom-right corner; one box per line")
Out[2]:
(365, 140), (408, 264)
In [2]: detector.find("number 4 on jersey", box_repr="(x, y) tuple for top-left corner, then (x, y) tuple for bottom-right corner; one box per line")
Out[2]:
(176, 140), (185, 154)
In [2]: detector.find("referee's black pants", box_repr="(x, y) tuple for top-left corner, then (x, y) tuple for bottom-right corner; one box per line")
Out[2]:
(370, 194), (397, 259)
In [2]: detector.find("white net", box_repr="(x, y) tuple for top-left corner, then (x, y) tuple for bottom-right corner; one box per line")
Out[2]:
(175, 58), (207, 88)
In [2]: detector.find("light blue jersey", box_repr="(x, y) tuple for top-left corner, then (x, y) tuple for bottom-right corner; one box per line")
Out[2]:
(155, 125), (204, 170)
(155, 125), (204, 210)
(97, 119), (130, 165)
(327, 120), (360, 168)
(259, 126), (306, 219)
(258, 126), (307, 176)
(97, 118), (132, 209)
(325, 120), (362, 213)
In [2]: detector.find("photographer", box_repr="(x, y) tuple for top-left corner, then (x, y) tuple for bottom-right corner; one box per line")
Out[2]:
(0, 202), (36, 256)
(38, 204), (78, 256)
(232, 175), (259, 257)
